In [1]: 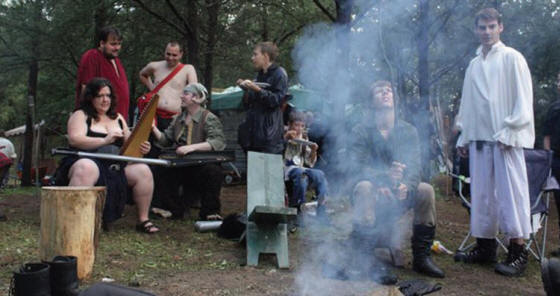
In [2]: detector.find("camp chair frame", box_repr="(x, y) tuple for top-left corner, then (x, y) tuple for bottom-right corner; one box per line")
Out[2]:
(450, 149), (558, 262)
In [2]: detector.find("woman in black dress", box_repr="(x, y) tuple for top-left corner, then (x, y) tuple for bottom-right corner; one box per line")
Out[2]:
(57, 77), (158, 233)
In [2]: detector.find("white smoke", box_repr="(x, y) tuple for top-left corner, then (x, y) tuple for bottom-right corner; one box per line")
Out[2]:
(291, 1), (421, 295)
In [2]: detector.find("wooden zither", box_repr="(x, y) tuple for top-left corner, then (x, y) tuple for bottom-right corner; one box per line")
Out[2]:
(120, 94), (160, 157)
(53, 92), (236, 166)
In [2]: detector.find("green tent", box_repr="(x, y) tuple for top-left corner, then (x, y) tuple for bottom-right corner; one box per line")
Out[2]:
(210, 85), (321, 111)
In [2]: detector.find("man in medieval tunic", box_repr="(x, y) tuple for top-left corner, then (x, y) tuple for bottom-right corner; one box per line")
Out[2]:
(454, 8), (535, 277)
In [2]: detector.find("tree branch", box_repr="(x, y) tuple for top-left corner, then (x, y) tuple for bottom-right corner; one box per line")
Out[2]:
(312, 0), (336, 22)
(427, 0), (460, 47)
(429, 48), (471, 85)
(131, 0), (187, 36)
(164, 0), (195, 38)
(276, 23), (307, 46)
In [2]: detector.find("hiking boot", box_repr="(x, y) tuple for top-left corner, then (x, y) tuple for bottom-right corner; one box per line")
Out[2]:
(11, 263), (51, 296)
(495, 243), (528, 277)
(454, 238), (497, 264)
(372, 264), (398, 285)
(366, 253), (398, 285)
(44, 256), (80, 296)
(541, 257), (560, 296)
(288, 206), (304, 233)
(411, 224), (445, 278)
(550, 247), (560, 257)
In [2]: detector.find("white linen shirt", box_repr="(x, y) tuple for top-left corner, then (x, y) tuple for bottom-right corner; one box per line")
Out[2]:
(455, 41), (534, 148)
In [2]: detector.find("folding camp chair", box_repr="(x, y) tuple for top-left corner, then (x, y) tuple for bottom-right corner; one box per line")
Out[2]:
(450, 149), (559, 262)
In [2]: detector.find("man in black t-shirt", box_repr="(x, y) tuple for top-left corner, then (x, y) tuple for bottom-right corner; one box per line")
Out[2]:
(543, 71), (560, 256)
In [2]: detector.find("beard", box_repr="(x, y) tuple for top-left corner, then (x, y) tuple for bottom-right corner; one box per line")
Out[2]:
(101, 48), (117, 60)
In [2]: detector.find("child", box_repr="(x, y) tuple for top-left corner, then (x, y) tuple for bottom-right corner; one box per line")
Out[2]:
(284, 111), (329, 227)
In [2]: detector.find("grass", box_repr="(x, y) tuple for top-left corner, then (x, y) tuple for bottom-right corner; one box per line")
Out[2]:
(0, 190), (245, 294)
(0, 181), (556, 295)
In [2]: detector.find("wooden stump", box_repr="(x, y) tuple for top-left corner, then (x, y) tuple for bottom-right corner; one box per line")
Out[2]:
(39, 186), (106, 279)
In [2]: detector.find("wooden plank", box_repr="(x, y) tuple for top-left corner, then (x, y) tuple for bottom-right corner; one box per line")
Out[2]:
(248, 205), (297, 224)
(246, 152), (284, 213)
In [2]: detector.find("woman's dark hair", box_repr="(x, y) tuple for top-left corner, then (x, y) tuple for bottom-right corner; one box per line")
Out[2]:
(80, 77), (118, 120)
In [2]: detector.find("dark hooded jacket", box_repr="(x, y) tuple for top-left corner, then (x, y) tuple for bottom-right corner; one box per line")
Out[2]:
(349, 114), (421, 199)
(243, 63), (288, 154)
(543, 98), (560, 154)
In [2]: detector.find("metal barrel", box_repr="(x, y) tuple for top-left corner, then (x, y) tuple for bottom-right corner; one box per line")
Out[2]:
(194, 221), (223, 233)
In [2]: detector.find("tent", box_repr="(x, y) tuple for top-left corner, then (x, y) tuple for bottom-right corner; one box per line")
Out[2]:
(210, 85), (322, 112)
(3, 120), (45, 137)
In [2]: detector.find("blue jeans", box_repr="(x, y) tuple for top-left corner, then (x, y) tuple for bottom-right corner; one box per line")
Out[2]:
(287, 167), (328, 207)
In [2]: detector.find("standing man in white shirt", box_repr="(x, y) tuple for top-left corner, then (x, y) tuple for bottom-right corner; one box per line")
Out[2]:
(454, 8), (535, 277)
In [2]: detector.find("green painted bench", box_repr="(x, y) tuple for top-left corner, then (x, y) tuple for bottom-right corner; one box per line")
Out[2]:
(246, 152), (297, 268)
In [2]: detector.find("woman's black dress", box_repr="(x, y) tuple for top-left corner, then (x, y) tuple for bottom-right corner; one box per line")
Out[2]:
(54, 117), (129, 224)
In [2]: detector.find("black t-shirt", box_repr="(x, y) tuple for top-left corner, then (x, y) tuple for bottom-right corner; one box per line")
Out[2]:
(543, 99), (560, 155)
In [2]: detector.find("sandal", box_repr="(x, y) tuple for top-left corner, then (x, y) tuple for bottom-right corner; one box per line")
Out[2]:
(136, 220), (159, 234)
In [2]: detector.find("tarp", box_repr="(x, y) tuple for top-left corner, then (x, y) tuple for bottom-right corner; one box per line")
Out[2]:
(4, 120), (45, 137)
(211, 85), (321, 111)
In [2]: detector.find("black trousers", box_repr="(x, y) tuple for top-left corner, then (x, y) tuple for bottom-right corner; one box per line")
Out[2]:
(160, 163), (223, 219)
(147, 116), (174, 208)
(552, 156), (560, 238)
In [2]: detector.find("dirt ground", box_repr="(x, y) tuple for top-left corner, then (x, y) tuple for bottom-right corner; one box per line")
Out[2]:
(0, 180), (557, 296)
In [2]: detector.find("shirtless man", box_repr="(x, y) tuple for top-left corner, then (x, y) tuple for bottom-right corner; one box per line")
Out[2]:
(139, 41), (198, 152)
(140, 41), (198, 121)
(139, 41), (198, 131)
(139, 42), (198, 212)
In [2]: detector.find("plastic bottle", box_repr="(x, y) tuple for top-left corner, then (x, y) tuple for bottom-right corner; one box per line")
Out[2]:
(431, 240), (453, 255)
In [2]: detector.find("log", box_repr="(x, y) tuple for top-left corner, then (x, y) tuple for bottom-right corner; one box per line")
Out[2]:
(39, 186), (106, 279)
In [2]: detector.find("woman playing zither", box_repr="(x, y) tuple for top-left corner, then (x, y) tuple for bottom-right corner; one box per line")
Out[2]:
(54, 77), (159, 234)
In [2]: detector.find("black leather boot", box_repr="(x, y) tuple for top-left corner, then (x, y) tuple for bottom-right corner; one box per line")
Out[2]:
(11, 263), (51, 296)
(370, 258), (399, 285)
(411, 224), (445, 278)
(541, 257), (560, 296)
(454, 238), (497, 264)
(45, 256), (80, 296)
(495, 243), (528, 277)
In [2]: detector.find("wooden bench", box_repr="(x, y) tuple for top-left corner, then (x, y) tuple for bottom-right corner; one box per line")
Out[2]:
(246, 152), (296, 268)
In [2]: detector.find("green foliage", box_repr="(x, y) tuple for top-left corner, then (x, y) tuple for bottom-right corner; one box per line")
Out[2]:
(0, 0), (559, 150)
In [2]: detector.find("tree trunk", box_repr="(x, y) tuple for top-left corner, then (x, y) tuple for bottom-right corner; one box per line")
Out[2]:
(416, 0), (432, 180)
(186, 1), (200, 73)
(204, 0), (220, 107)
(22, 57), (38, 186)
(39, 186), (106, 280)
(260, 3), (269, 41)
(417, 0), (430, 111)
(335, 0), (353, 24)
(93, 2), (108, 47)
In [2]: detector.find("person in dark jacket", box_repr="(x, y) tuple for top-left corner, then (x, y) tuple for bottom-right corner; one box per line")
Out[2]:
(349, 80), (444, 280)
(543, 71), (560, 257)
(237, 41), (288, 154)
